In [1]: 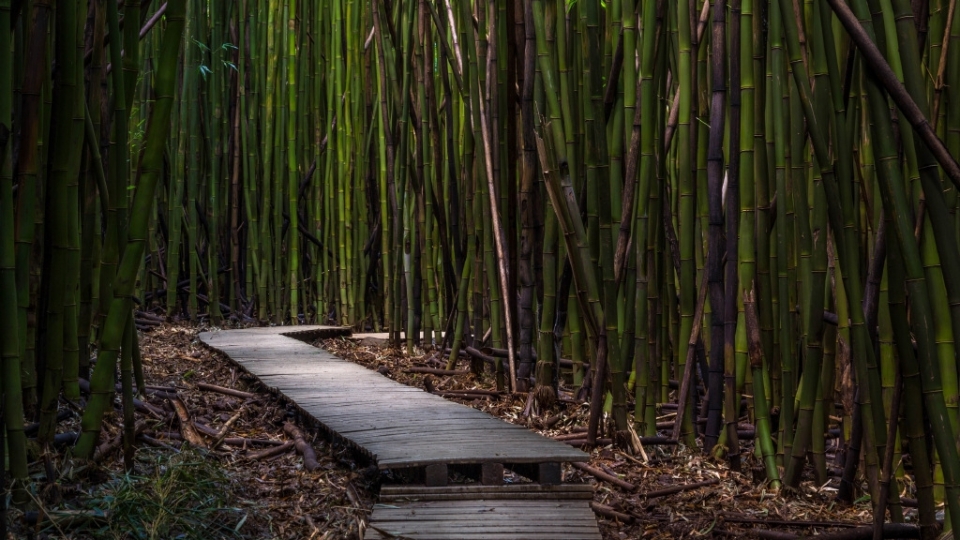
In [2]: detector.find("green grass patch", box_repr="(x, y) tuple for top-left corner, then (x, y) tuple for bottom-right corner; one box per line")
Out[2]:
(78, 448), (247, 539)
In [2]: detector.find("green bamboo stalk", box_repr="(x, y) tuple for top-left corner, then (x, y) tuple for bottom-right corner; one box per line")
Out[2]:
(79, 0), (106, 384)
(0, 0), (29, 497)
(99, 0), (128, 332)
(744, 286), (781, 488)
(75, 0), (186, 459)
(207, 0), (224, 325)
(673, 0), (698, 450)
(848, 5), (960, 524)
(886, 237), (939, 538)
(39, 0), (85, 445)
(287, 0), (300, 323)
(13, 0), (52, 413)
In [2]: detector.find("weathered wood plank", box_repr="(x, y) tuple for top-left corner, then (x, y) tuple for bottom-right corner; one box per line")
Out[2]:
(380, 484), (594, 496)
(198, 326), (588, 470)
(365, 498), (602, 540)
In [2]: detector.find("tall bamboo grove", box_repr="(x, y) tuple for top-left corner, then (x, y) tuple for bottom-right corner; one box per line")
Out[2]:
(3, 0), (960, 533)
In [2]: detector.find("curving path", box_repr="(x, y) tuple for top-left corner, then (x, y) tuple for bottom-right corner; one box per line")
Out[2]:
(199, 326), (602, 540)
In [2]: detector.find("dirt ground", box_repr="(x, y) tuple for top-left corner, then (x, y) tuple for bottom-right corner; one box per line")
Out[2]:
(13, 323), (890, 539)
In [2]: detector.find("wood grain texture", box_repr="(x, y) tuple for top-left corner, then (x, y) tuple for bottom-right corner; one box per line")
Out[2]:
(198, 327), (589, 468)
(366, 485), (601, 539)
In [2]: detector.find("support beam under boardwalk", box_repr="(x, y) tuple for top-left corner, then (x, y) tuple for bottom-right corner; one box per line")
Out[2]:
(366, 484), (602, 540)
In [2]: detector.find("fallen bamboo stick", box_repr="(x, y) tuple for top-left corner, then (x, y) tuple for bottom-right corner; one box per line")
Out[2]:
(720, 513), (863, 528)
(183, 425), (284, 448)
(138, 434), (181, 452)
(554, 432), (596, 441)
(212, 408), (245, 450)
(283, 423), (320, 471)
(222, 437), (285, 448)
(540, 414), (562, 428)
(144, 384), (180, 392)
(571, 462), (635, 491)
(640, 478), (719, 499)
(432, 392), (498, 400)
(715, 523), (920, 540)
(246, 440), (295, 461)
(134, 398), (165, 418)
(560, 438), (613, 446)
(196, 382), (256, 400)
(405, 367), (470, 376)
(589, 502), (634, 523)
(192, 422), (219, 437)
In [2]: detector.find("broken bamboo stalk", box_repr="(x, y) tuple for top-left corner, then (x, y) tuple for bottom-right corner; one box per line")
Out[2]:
(169, 397), (206, 447)
(672, 273), (708, 441)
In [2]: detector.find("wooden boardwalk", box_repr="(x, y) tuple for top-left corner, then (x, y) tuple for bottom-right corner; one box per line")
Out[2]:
(199, 326), (600, 539)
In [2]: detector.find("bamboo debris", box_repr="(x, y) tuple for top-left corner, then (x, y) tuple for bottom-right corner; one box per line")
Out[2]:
(640, 479), (720, 499)
(196, 383), (256, 400)
(571, 462), (636, 491)
(169, 398), (206, 448)
(212, 408), (245, 450)
(283, 423), (320, 471)
(589, 502), (634, 523)
(246, 441), (295, 461)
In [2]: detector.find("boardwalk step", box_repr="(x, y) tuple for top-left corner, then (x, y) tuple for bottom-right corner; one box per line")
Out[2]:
(366, 495), (602, 539)
(380, 483), (594, 499)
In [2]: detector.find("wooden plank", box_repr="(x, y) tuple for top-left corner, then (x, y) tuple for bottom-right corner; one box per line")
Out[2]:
(380, 483), (594, 496)
(370, 515), (598, 523)
(365, 498), (602, 540)
(379, 492), (593, 502)
(199, 326), (590, 468)
(376, 450), (586, 469)
(370, 509), (597, 519)
(366, 532), (602, 539)
(372, 500), (592, 510)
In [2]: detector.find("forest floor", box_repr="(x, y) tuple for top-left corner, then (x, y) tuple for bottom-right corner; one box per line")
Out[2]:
(13, 323), (887, 539)
(318, 335), (885, 540)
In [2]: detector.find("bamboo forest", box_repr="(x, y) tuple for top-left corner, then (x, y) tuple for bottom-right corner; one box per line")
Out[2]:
(5, 0), (960, 537)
